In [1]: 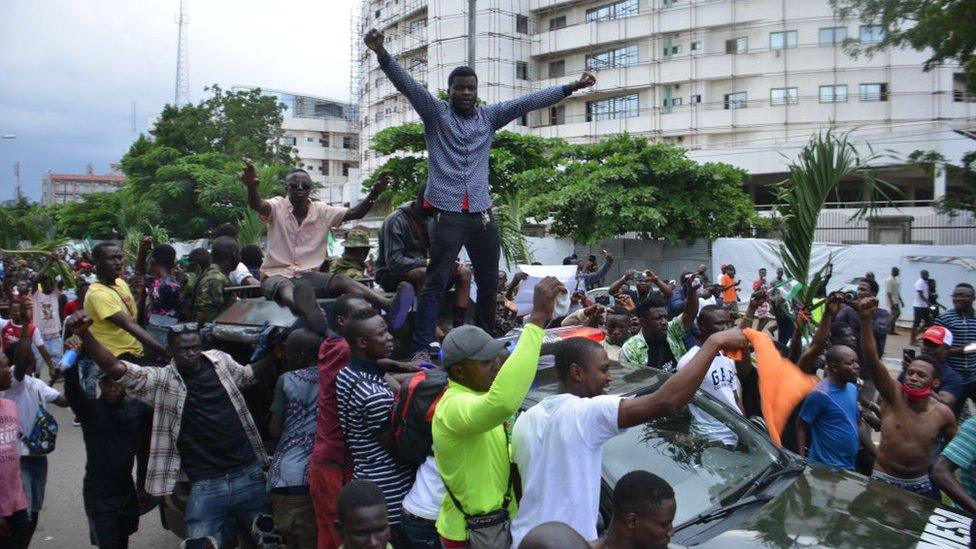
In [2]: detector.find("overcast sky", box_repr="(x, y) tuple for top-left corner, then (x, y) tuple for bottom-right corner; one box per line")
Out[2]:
(0, 0), (358, 201)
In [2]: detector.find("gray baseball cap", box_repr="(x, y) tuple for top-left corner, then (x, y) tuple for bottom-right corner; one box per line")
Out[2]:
(441, 325), (506, 369)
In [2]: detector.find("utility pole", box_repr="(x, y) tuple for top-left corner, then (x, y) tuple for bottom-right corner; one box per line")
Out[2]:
(13, 162), (21, 201)
(174, 0), (190, 106)
(467, 0), (476, 68)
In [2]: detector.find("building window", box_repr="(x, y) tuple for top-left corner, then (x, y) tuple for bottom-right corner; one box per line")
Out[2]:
(375, 9), (381, 19)
(859, 25), (884, 43)
(549, 15), (566, 31)
(663, 97), (682, 107)
(585, 0), (638, 23)
(342, 163), (351, 177)
(859, 83), (888, 101)
(516, 61), (529, 80)
(519, 115), (528, 126)
(281, 136), (297, 146)
(375, 77), (385, 89)
(549, 60), (565, 78)
(818, 27), (846, 46)
(770, 87), (798, 105)
(322, 162), (329, 176)
(409, 19), (426, 33)
(585, 94), (639, 121)
(724, 91), (747, 110)
(819, 85), (848, 103)
(690, 41), (702, 51)
(516, 14), (529, 34)
(725, 37), (747, 54)
(769, 30), (797, 49)
(663, 44), (682, 56)
(343, 136), (354, 149)
(691, 94), (701, 104)
(375, 111), (385, 122)
(585, 45), (638, 70)
(549, 105), (565, 125)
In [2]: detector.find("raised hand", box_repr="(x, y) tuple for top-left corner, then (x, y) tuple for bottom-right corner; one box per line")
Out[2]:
(615, 293), (636, 312)
(364, 28), (385, 53)
(583, 304), (604, 318)
(858, 296), (879, 318)
(573, 71), (596, 91)
(711, 327), (748, 351)
(825, 292), (846, 316)
(530, 276), (567, 326)
(372, 171), (391, 196)
(242, 161), (258, 188)
(624, 269), (636, 280)
(139, 235), (153, 252)
(66, 311), (94, 335)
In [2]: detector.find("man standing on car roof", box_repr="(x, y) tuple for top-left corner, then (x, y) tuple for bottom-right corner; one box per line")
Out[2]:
(364, 25), (595, 359)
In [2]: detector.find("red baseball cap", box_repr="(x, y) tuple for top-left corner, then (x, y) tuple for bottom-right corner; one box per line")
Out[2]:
(922, 325), (953, 347)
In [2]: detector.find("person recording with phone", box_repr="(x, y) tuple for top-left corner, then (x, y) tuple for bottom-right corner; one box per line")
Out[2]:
(835, 278), (891, 400)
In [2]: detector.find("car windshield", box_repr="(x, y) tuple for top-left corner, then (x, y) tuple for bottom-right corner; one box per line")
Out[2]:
(601, 378), (782, 527)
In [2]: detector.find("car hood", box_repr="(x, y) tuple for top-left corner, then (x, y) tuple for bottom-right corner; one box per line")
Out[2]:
(688, 468), (972, 549)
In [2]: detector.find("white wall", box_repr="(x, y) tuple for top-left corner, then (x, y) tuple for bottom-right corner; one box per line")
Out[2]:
(712, 238), (976, 322)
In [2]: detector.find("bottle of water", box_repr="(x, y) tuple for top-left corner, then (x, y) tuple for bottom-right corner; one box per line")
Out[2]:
(59, 348), (79, 372)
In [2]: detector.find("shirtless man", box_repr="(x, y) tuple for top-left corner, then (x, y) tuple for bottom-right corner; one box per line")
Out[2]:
(859, 296), (957, 498)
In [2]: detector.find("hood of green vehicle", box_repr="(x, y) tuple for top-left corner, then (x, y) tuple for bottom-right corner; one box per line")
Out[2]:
(689, 468), (972, 549)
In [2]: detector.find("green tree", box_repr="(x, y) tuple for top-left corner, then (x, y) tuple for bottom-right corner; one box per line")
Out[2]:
(775, 131), (897, 317)
(830, 0), (976, 90)
(56, 192), (123, 239)
(119, 85), (292, 239)
(907, 149), (976, 215)
(520, 134), (763, 244)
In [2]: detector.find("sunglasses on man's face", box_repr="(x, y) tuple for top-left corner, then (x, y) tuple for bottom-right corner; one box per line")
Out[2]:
(287, 182), (311, 190)
(170, 323), (199, 335)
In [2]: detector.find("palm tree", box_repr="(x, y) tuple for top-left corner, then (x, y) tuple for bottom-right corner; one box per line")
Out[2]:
(494, 191), (534, 268)
(773, 130), (897, 314)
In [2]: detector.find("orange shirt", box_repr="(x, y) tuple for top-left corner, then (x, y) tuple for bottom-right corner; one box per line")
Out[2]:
(743, 328), (818, 446)
(720, 273), (737, 304)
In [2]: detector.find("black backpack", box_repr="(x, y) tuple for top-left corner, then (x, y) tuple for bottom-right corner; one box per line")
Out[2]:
(390, 368), (448, 467)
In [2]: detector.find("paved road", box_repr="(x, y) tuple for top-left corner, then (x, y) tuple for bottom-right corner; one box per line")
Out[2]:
(28, 401), (177, 548)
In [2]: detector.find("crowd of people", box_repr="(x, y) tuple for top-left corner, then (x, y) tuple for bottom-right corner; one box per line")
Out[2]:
(2, 25), (976, 549)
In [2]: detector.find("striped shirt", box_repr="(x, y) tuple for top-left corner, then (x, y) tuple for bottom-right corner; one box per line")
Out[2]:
(937, 308), (976, 382)
(378, 51), (574, 213)
(336, 356), (414, 525)
(941, 417), (976, 502)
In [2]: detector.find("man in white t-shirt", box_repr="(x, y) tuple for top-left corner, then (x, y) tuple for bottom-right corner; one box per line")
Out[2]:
(676, 304), (745, 448)
(911, 270), (932, 346)
(510, 328), (748, 545)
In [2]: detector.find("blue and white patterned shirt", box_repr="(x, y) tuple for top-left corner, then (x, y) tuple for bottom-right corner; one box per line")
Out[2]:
(267, 366), (318, 491)
(937, 308), (976, 382)
(379, 51), (574, 213)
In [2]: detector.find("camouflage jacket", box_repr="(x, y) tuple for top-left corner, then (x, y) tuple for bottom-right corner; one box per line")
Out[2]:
(328, 256), (366, 279)
(191, 265), (235, 323)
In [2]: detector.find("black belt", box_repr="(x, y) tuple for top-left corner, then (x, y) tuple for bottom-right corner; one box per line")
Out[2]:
(402, 509), (437, 524)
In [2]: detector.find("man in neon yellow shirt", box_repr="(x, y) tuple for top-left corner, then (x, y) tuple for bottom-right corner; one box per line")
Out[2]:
(432, 276), (565, 545)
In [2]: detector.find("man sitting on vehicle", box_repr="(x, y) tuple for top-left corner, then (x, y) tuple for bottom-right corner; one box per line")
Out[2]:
(859, 296), (957, 498)
(242, 163), (413, 335)
(329, 228), (371, 279)
(374, 184), (473, 329)
(591, 471), (676, 549)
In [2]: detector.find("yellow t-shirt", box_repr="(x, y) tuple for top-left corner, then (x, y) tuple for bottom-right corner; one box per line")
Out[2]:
(84, 279), (143, 358)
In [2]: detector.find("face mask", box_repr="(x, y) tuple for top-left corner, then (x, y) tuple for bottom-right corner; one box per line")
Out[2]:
(902, 383), (932, 402)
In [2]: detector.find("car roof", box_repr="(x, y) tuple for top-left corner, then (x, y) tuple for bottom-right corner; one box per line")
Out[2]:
(523, 362), (669, 407)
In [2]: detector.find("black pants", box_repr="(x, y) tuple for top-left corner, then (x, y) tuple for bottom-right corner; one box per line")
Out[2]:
(413, 210), (499, 351)
(86, 491), (139, 549)
(0, 509), (28, 548)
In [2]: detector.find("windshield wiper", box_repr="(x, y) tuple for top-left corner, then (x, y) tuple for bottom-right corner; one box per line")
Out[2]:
(742, 460), (806, 499)
(676, 494), (774, 530)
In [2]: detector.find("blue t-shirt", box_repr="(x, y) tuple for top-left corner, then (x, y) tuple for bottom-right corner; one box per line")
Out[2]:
(799, 381), (859, 470)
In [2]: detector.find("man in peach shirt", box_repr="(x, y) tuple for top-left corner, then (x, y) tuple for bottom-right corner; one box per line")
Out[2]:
(243, 164), (413, 334)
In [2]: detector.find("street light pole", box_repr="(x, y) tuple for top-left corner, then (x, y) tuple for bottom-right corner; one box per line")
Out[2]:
(467, 0), (476, 68)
